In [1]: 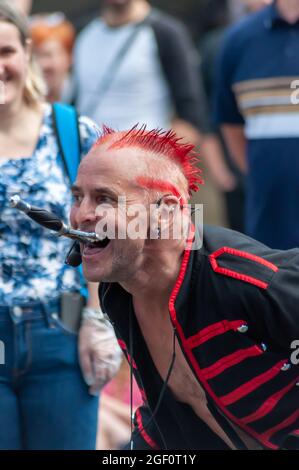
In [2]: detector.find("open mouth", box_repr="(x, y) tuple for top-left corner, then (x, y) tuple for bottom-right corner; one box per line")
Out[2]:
(87, 237), (110, 249)
(82, 237), (111, 257)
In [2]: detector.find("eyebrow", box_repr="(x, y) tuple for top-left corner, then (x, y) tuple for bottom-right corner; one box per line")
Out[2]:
(70, 185), (118, 197)
(135, 177), (181, 198)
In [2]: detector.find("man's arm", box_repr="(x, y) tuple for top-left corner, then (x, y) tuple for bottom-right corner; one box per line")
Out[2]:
(206, 225), (299, 350)
(201, 133), (237, 191)
(213, 27), (247, 171)
(221, 124), (247, 173)
(199, 30), (240, 188)
(149, 11), (207, 143)
(256, 251), (299, 350)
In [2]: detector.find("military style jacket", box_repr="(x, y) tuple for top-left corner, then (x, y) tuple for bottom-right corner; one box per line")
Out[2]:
(99, 225), (299, 450)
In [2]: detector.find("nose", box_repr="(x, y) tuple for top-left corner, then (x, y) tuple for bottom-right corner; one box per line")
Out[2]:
(70, 197), (98, 231)
(0, 61), (5, 77)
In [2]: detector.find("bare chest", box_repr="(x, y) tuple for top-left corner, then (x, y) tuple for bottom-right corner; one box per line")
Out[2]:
(136, 311), (236, 449)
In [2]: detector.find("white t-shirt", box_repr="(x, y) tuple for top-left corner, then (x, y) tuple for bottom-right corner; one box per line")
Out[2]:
(74, 18), (173, 130)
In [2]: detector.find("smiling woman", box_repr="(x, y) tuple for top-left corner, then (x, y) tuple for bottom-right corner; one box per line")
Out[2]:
(0, 6), (45, 110)
(0, 0), (121, 451)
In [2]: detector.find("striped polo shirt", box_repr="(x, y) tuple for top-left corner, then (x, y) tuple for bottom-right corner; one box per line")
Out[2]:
(214, 2), (299, 249)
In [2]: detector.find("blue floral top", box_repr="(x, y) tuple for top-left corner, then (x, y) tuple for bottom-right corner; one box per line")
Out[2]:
(0, 104), (100, 306)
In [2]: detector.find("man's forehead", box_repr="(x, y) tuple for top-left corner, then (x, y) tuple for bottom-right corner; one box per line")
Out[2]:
(78, 145), (159, 185)
(74, 147), (146, 192)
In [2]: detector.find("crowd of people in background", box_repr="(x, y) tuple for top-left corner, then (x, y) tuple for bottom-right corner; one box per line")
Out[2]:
(1, 0), (298, 450)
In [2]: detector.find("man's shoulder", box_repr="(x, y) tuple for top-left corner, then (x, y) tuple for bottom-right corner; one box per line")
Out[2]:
(222, 6), (272, 53)
(146, 7), (189, 37)
(202, 225), (268, 253)
(198, 225), (292, 291)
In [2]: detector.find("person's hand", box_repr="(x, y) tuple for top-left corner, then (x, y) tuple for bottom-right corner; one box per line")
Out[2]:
(79, 317), (122, 396)
(212, 168), (237, 192)
(201, 134), (238, 191)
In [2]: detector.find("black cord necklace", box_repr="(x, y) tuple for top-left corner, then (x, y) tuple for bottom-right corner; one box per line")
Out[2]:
(128, 299), (177, 450)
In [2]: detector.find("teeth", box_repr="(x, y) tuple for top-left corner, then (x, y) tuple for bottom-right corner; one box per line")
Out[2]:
(86, 238), (110, 249)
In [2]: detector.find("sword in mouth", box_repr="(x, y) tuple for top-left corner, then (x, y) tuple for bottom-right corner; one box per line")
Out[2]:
(9, 194), (103, 245)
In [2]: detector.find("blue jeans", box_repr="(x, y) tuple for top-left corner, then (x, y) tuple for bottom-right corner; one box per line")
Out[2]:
(0, 297), (99, 450)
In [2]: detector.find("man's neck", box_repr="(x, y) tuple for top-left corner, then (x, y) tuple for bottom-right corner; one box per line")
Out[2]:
(276, 0), (299, 24)
(102, 0), (151, 27)
(120, 243), (185, 314)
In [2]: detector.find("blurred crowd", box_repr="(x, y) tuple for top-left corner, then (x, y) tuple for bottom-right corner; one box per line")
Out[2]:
(1, 0), (299, 451)
(26, 0), (274, 236)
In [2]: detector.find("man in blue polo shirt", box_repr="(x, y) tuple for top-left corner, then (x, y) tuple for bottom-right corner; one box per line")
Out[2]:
(214, 0), (299, 249)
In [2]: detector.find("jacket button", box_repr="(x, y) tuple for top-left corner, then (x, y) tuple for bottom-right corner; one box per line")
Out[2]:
(281, 363), (291, 371)
(261, 343), (267, 352)
(237, 324), (248, 333)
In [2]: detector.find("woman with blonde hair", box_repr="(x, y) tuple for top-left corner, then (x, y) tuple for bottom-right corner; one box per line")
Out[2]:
(0, 1), (121, 449)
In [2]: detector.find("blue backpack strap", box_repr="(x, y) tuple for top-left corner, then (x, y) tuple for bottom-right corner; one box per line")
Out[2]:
(52, 103), (87, 298)
(52, 102), (81, 184)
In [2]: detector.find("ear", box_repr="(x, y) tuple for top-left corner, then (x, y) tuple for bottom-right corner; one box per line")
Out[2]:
(159, 194), (182, 208)
(158, 194), (182, 221)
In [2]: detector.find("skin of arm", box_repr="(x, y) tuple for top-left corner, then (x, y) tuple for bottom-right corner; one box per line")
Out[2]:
(221, 124), (247, 174)
(201, 133), (237, 191)
(86, 281), (101, 309)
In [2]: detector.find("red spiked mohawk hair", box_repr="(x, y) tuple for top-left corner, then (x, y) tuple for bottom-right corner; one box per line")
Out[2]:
(94, 125), (204, 196)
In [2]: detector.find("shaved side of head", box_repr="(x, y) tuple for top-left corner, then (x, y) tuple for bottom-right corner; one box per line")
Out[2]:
(92, 125), (204, 202)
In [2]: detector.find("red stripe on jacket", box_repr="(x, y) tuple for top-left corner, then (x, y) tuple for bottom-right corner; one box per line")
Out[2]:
(220, 360), (288, 406)
(167, 228), (280, 449)
(117, 339), (137, 369)
(186, 320), (248, 349)
(209, 247), (278, 290)
(202, 345), (264, 380)
(260, 409), (299, 441)
(135, 408), (159, 449)
(241, 379), (299, 424)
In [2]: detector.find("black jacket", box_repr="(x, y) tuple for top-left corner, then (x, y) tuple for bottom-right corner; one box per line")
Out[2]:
(99, 225), (299, 450)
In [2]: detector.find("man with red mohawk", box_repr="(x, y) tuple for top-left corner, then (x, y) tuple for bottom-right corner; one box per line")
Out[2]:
(70, 126), (299, 450)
